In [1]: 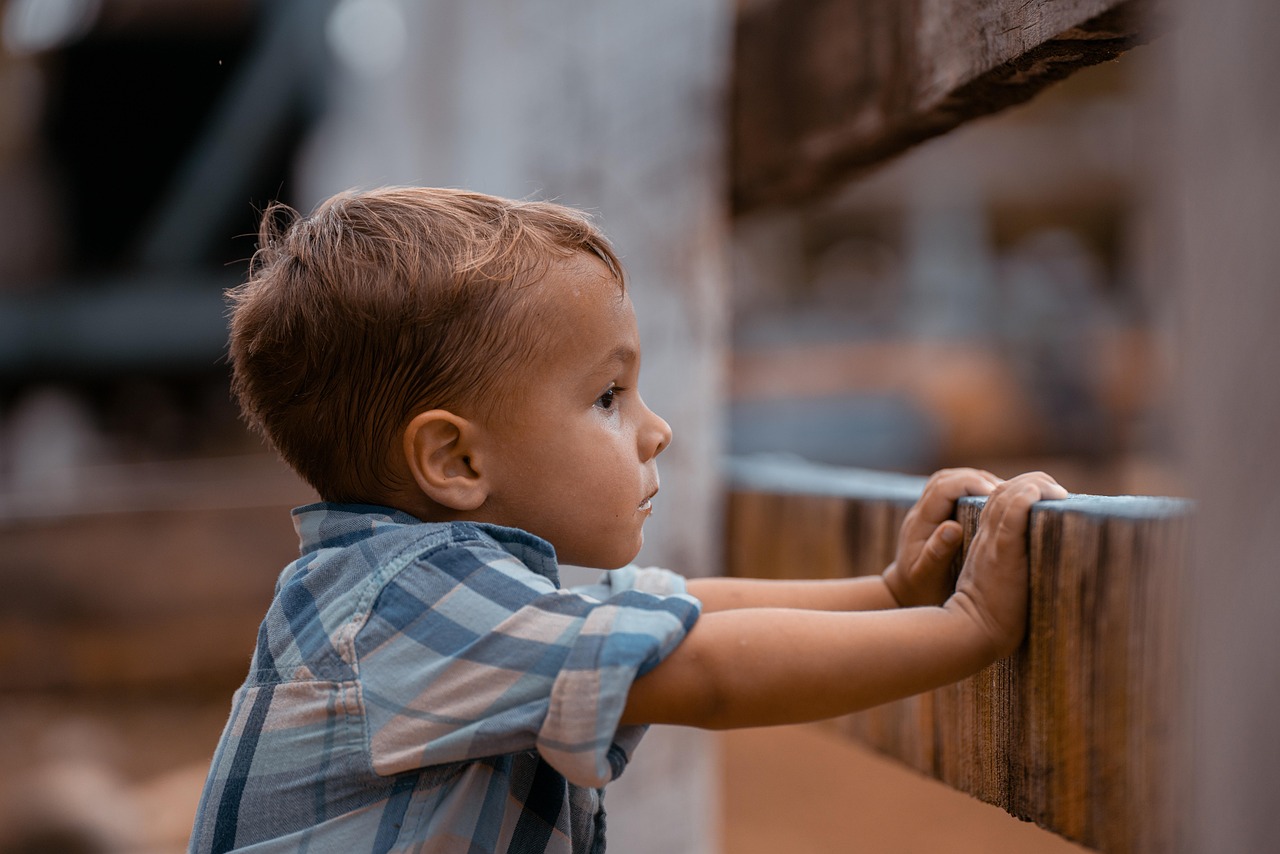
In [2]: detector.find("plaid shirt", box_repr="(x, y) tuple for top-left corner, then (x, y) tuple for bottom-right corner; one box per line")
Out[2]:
(189, 504), (701, 854)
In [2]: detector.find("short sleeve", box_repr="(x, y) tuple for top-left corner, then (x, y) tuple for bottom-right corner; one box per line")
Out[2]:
(569, 564), (692, 600)
(355, 541), (701, 788)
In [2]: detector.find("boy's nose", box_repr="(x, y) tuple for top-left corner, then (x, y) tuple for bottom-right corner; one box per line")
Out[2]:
(641, 401), (673, 460)
(654, 414), (673, 456)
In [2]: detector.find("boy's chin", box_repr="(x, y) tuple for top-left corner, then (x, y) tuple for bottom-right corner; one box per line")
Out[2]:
(579, 552), (639, 571)
(566, 539), (642, 571)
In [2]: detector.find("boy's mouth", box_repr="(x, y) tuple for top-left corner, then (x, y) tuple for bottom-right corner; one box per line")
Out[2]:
(639, 489), (657, 514)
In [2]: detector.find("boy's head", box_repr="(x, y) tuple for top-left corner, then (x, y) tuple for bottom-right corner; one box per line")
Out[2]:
(229, 186), (622, 503)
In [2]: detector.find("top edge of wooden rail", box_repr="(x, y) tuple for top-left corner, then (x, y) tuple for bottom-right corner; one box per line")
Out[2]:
(726, 453), (1192, 519)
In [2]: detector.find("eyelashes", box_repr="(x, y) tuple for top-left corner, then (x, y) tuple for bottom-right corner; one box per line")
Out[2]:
(596, 385), (628, 411)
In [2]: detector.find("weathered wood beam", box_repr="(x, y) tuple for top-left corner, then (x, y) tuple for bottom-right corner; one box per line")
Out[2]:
(725, 456), (1189, 853)
(732, 0), (1160, 212)
(0, 456), (309, 693)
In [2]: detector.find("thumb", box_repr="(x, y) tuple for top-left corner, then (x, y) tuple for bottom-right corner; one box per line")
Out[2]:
(915, 521), (963, 578)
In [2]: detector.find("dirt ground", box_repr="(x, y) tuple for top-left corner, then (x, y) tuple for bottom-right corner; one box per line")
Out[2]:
(719, 724), (1088, 854)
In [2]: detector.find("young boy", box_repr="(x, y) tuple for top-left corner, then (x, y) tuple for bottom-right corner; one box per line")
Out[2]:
(190, 187), (1067, 854)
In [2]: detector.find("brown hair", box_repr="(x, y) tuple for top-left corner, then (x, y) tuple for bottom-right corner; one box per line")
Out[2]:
(227, 186), (623, 503)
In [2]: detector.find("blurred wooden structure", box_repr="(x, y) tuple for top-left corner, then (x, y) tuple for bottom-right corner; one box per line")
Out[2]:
(732, 0), (1159, 211)
(1169, 0), (1280, 850)
(0, 456), (309, 693)
(726, 456), (1189, 853)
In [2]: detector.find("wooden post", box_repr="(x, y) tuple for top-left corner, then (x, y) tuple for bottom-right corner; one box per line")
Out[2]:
(1159, 0), (1280, 851)
(726, 456), (1190, 853)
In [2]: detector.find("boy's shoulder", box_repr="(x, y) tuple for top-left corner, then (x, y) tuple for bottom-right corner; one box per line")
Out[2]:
(250, 504), (568, 682)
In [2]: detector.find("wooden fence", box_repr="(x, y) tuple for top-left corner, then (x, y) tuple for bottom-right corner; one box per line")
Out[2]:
(725, 455), (1190, 854)
(1, 453), (1191, 852)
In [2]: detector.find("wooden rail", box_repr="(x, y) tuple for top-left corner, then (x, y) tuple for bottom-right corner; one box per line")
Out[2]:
(0, 455), (308, 693)
(725, 456), (1190, 854)
(731, 0), (1160, 212)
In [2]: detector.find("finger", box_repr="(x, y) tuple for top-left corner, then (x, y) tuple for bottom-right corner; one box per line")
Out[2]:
(993, 482), (1043, 534)
(979, 480), (1053, 550)
(938, 468), (1004, 497)
(915, 520), (964, 574)
(991, 471), (1069, 502)
(914, 470), (1003, 525)
(1037, 475), (1069, 500)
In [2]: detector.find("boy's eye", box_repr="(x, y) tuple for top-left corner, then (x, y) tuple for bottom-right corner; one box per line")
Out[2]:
(596, 387), (618, 410)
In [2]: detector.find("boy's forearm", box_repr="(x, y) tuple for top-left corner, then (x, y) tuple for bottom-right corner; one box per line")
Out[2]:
(685, 575), (899, 613)
(631, 473), (1059, 732)
(620, 604), (1000, 730)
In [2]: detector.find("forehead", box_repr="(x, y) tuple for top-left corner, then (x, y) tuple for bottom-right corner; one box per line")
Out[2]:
(529, 252), (635, 357)
(540, 250), (625, 302)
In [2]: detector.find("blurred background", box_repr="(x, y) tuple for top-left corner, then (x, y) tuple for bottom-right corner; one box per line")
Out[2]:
(728, 51), (1175, 492)
(0, 1), (1177, 506)
(0, 0), (1197, 851)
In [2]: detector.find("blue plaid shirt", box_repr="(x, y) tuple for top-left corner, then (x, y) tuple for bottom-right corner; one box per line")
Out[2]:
(189, 504), (701, 854)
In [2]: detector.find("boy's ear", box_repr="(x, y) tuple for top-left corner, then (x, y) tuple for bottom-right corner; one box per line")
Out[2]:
(402, 410), (488, 511)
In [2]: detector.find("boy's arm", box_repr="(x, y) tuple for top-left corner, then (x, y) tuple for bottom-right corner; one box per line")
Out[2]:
(685, 575), (902, 613)
(687, 468), (1002, 614)
(621, 472), (1065, 729)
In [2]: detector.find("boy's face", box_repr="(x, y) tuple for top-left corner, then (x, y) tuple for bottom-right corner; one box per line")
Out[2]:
(475, 253), (672, 569)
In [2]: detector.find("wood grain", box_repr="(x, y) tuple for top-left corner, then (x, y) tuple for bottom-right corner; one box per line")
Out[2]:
(732, 0), (1161, 211)
(726, 456), (1189, 853)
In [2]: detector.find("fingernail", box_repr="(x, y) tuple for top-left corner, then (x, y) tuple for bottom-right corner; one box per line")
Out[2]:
(941, 526), (960, 544)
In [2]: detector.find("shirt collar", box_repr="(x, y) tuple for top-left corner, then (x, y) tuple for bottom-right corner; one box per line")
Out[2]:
(291, 502), (420, 553)
(290, 502), (562, 585)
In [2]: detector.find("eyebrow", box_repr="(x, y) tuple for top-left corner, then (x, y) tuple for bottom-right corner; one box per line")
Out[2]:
(594, 345), (638, 373)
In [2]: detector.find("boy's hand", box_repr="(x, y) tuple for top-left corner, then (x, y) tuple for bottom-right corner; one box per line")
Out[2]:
(883, 468), (1002, 608)
(947, 471), (1068, 659)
